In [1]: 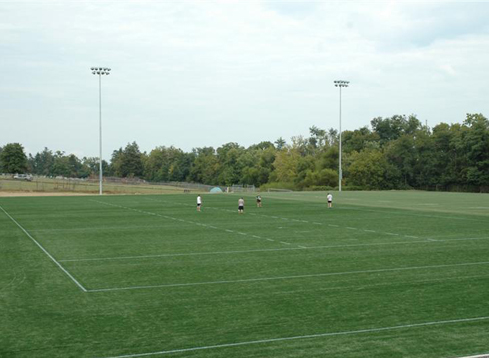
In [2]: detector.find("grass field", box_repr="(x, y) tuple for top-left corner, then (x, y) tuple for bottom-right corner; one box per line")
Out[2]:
(1, 191), (489, 358)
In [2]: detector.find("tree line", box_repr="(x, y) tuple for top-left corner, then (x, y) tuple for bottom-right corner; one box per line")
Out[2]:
(1, 113), (488, 192)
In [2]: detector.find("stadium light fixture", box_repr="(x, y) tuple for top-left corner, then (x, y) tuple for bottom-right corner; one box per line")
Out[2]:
(334, 80), (349, 192)
(91, 67), (111, 195)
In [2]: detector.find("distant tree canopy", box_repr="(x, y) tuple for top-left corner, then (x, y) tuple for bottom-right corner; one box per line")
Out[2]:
(0, 143), (28, 174)
(2, 113), (488, 192)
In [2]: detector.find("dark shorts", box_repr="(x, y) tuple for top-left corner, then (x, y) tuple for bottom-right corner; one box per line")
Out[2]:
(328, 201), (332, 203)
(238, 205), (244, 210)
(197, 204), (201, 207)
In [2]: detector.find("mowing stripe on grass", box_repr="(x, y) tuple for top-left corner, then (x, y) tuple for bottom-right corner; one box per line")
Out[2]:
(0, 205), (87, 292)
(58, 236), (489, 262)
(97, 315), (489, 358)
(86, 260), (489, 292)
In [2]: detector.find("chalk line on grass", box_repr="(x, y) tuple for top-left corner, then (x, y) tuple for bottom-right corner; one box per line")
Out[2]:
(60, 236), (489, 263)
(87, 260), (489, 292)
(0, 205), (87, 292)
(96, 316), (489, 358)
(145, 197), (440, 244)
(92, 200), (299, 249)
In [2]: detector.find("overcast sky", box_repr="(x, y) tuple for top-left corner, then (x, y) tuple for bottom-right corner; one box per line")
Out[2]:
(1, 0), (489, 160)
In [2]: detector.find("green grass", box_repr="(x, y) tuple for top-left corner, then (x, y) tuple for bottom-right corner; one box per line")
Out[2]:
(1, 191), (488, 358)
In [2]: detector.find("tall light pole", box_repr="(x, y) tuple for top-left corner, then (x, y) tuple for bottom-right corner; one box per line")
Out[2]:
(91, 67), (111, 195)
(334, 80), (349, 192)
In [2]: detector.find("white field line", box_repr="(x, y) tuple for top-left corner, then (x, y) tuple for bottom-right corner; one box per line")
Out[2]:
(96, 316), (489, 358)
(341, 205), (488, 223)
(59, 236), (489, 263)
(86, 260), (489, 292)
(59, 247), (312, 263)
(451, 355), (489, 358)
(0, 205), (87, 292)
(146, 198), (432, 242)
(92, 200), (297, 248)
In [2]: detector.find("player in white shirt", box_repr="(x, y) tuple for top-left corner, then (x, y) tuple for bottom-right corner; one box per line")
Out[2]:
(327, 193), (333, 208)
(197, 195), (202, 212)
(238, 197), (245, 214)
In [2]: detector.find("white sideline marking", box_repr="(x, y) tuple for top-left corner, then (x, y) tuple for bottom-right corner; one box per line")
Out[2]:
(59, 247), (313, 262)
(60, 236), (489, 262)
(451, 355), (489, 358)
(0, 205), (87, 292)
(97, 316), (489, 358)
(345, 205), (487, 223)
(86, 260), (489, 292)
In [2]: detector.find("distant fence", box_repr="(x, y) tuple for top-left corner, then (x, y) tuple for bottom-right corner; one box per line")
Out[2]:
(421, 184), (489, 194)
(0, 176), (247, 194)
(229, 184), (256, 193)
(0, 177), (199, 194)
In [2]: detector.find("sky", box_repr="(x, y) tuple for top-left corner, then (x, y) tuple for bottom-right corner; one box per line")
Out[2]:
(1, 0), (489, 160)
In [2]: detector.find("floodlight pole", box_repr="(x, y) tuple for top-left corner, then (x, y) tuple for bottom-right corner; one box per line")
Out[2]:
(334, 80), (349, 192)
(91, 67), (111, 195)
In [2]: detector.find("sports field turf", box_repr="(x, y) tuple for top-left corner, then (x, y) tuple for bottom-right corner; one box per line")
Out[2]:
(1, 191), (488, 358)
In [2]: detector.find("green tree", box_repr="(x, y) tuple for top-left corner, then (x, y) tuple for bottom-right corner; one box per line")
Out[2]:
(111, 142), (145, 178)
(274, 137), (286, 150)
(342, 127), (380, 153)
(216, 143), (245, 185)
(28, 147), (55, 176)
(270, 147), (300, 183)
(348, 149), (397, 189)
(371, 115), (421, 146)
(0, 143), (28, 174)
(464, 113), (489, 187)
(188, 147), (219, 185)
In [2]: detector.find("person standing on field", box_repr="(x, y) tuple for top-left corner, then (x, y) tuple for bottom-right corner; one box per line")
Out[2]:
(256, 195), (262, 207)
(327, 193), (333, 208)
(197, 195), (202, 212)
(238, 197), (245, 214)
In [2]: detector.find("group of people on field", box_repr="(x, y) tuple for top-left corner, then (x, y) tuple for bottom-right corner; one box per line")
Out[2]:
(196, 193), (333, 212)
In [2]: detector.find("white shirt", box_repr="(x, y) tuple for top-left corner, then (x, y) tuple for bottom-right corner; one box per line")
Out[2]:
(197, 196), (202, 204)
(327, 194), (332, 202)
